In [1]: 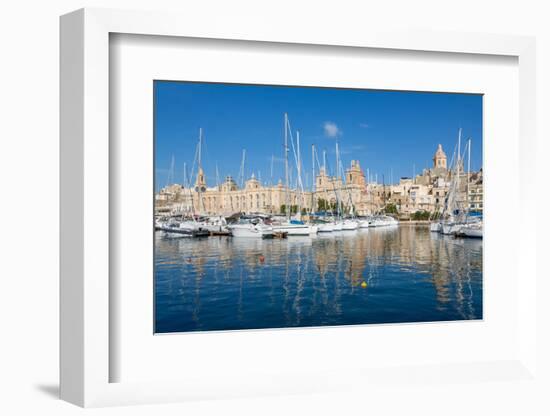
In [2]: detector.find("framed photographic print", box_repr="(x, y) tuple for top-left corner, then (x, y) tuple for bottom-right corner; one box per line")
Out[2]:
(60, 8), (538, 408)
(153, 81), (483, 334)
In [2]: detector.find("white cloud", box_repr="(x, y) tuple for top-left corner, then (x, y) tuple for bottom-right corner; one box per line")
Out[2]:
(323, 121), (342, 138)
(359, 123), (370, 128)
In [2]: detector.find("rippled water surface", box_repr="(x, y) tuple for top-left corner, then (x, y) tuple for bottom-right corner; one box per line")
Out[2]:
(155, 226), (482, 333)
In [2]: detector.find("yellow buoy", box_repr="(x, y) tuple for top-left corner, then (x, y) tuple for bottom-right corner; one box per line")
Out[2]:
(361, 281), (367, 288)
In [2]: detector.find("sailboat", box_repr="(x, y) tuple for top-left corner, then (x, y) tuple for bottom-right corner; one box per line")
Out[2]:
(310, 144), (335, 233)
(456, 139), (483, 238)
(163, 128), (212, 236)
(440, 134), (483, 237)
(436, 129), (470, 235)
(272, 114), (318, 236)
(337, 147), (359, 231)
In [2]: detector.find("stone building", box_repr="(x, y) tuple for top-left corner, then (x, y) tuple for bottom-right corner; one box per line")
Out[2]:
(155, 144), (482, 217)
(467, 169), (483, 212)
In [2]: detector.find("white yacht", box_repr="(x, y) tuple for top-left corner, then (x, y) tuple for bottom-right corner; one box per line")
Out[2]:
(358, 218), (371, 229)
(272, 221), (319, 236)
(441, 222), (461, 235)
(229, 218), (274, 238)
(157, 218), (210, 237)
(201, 215), (229, 234)
(369, 215), (398, 227)
(316, 221), (335, 233)
(341, 219), (359, 230)
(459, 222), (483, 238)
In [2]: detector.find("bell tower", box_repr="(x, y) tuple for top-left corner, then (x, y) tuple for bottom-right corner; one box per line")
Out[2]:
(433, 144), (447, 170)
(195, 167), (207, 192)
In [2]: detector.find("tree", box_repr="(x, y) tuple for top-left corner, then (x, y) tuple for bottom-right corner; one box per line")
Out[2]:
(384, 203), (398, 214)
(411, 210), (431, 220)
(281, 204), (299, 215)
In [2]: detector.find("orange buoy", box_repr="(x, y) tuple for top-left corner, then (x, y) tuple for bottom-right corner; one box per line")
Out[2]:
(361, 281), (367, 288)
(259, 255), (265, 263)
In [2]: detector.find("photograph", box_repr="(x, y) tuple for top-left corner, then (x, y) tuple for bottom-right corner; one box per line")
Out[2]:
(153, 81), (483, 334)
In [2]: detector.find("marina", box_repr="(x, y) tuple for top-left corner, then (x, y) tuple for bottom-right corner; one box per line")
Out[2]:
(155, 225), (482, 333)
(154, 81), (483, 332)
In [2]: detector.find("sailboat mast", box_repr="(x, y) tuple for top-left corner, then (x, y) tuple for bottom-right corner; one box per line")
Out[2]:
(335, 141), (341, 218)
(311, 144), (315, 215)
(284, 113), (290, 218)
(457, 128), (462, 174)
(197, 128), (203, 214)
(183, 162), (188, 213)
(297, 130), (302, 216)
(335, 141), (339, 183)
(239, 149), (246, 188)
(183, 162), (187, 187)
(467, 138), (471, 214)
(312, 145), (316, 192)
(198, 128), (202, 167)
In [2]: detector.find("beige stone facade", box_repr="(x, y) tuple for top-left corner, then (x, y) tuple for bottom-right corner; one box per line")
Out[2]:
(155, 145), (483, 216)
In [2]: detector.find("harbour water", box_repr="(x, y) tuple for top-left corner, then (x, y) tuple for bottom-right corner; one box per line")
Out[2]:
(154, 225), (482, 333)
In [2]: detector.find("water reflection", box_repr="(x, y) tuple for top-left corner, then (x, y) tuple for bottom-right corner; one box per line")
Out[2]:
(155, 226), (482, 333)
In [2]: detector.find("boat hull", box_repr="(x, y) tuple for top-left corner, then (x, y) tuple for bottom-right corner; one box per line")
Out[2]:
(341, 220), (359, 230)
(441, 223), (462, 235)
(229, 224), (274, 238)
(460, 226), (483, 238)
(358, 220), (370, 229)
(317, 223), (335, 233)
(158, 226), (209, 237)
(273, 224), (318, 235)
(333, 221), (343, 231)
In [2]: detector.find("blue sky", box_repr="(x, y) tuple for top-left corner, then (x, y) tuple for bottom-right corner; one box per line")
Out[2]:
(154, 81), (482, 191)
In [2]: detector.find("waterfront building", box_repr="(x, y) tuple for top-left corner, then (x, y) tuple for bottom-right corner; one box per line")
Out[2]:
(155, 144), (482, 217)
(467, 169), (484, 212)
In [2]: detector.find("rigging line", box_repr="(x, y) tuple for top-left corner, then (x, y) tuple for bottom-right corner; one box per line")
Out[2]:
(314, 147), (323, 172)
(286, 119), (305, 194)
(189, 137), (199, 189)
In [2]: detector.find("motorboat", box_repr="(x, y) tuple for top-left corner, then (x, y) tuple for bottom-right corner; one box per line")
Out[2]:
(369, 215), (398, 227)
(316, 221), (335, 233)
(341, 219), (359, 230)
(228, 218), (274, 238)
(272, 220), (319, 236)
(157, 218), (210, 237)
(357, 218), (371, 229)
(201, 215), (230, 234)
(459, 223), (483, 238)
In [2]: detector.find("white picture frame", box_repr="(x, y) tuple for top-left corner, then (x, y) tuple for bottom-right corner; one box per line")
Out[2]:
(60, 7), (538, 407)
